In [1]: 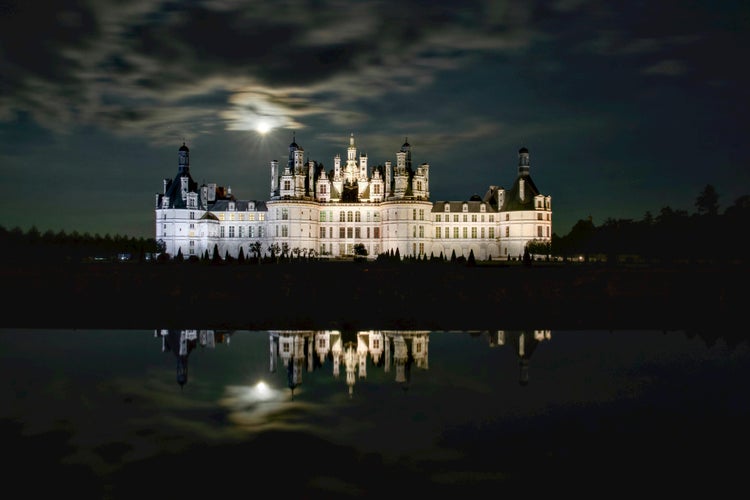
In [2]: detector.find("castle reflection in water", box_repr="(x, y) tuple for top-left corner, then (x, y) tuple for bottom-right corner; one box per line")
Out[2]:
(155, 329), (552, 395)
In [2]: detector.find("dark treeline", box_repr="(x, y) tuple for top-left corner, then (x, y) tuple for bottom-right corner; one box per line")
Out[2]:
(2, 184), (748, 266)
(0, 225), (157, 264)
(534, 184), (749, 265)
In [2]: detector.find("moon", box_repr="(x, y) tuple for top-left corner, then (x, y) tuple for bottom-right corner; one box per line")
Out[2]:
(256, 121), (271, 134)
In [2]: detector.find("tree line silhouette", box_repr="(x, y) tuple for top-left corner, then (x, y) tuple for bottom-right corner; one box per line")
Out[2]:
(1, 184), (747, 266)
(0, 226), (157, 264)
(546, 184), (749, 264)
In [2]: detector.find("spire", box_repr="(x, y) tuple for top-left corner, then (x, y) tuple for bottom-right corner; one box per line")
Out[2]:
(349, 132), (355, 147)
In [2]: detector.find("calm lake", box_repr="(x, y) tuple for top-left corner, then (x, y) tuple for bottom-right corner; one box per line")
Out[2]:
(2, 327), (748, 497)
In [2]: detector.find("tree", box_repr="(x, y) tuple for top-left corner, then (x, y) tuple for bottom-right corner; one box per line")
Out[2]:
(725, 195), (750, 220)
(268, 243), (281, 262)
(467, 249), (476, 266)
(526, 239), (551, 258)
(695, 184), (719, 216)
(353, 243), (368, 258)
(249, 241), (262, 264)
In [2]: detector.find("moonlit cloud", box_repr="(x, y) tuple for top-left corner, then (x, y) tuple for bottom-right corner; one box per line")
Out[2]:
(0, 0), (537, 137)
(642, 59), (688, 77)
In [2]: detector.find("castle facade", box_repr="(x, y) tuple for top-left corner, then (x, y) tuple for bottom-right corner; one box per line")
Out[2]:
(155, 134), (552, 261)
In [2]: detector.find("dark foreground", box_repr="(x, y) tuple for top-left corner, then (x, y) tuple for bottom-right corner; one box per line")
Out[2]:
(2, 260), (746, 331)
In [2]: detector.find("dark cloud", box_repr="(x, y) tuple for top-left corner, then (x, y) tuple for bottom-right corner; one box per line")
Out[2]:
(0, 0), (99, 79)
(0, 0), (538, 135)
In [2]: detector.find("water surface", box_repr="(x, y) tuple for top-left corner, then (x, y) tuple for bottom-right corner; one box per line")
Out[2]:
(1, 328), (747, 497)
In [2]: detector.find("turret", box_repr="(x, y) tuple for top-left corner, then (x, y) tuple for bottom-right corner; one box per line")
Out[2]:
(518, 147), (530, 176)
(270, 160), (279, 198)
(401, 138), (412, 171)
(178, 142), (189, 174)
(288, 133), (299, 172)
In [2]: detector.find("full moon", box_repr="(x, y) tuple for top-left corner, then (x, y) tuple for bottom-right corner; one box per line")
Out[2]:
(256, 121), (271, 134)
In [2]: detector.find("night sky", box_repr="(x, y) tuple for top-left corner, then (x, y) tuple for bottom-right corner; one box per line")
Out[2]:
(1, 0), (748, 239)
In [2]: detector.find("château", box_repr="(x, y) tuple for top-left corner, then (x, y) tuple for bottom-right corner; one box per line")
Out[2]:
(155, 134), (552, 261)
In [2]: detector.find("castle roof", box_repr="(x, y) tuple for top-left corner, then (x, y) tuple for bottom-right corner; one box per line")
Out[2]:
(431, 200), (498, 213)
(162, 172), (199, 209)
(501, 174), (543, 212)
(211, 200), (267, 212)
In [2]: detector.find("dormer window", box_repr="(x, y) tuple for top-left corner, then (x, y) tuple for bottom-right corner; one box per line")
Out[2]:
(462, 203), (468, 212)
(480, 204), (486, 212)
(445, 203), (450, 212)
(229, 201), (235, 211)
(248, 202), (255, 211)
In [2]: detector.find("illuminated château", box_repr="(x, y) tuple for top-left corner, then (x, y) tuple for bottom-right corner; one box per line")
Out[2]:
(155, 134), (552, 260)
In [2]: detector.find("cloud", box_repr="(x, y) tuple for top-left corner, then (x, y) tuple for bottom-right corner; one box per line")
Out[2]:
(0, 0), (535, 140)
(642, 59), (688, 77)
(2, 0), (744, 152)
